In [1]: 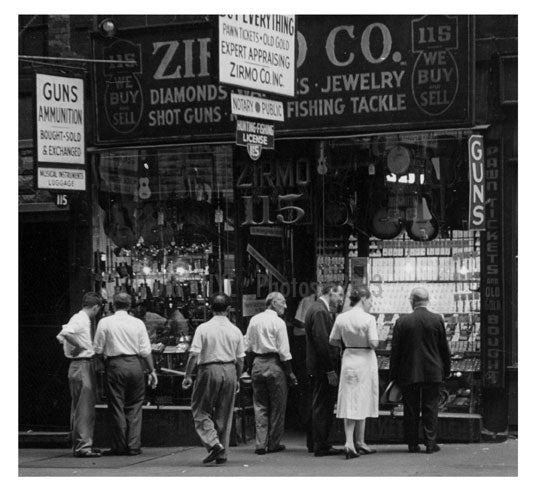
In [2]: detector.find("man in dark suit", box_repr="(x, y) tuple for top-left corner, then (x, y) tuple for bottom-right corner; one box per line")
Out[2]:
(304, 282), (345, 456)
(389, 287), (451, 454)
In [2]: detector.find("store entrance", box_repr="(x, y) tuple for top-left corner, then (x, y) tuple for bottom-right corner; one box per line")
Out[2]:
(19, 218), (71, 429)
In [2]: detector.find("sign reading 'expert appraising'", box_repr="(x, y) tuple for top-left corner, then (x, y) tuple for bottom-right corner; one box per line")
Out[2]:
(219, 15), (296, 97)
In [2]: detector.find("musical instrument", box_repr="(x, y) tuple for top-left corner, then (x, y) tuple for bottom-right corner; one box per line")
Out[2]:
(370, 207), (404, 239)
(317, 141), (328, 175)
(138, 177), (152, 200)
(386, 144), (412, 175)
(406, 195), (439, 241)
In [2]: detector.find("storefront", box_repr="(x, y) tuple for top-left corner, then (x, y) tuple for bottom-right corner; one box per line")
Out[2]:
(87, 15), (515, 442)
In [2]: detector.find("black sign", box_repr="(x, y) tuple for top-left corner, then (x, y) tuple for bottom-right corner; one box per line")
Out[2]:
(480, 142), (505, 388)
(92, 15), (473, 144)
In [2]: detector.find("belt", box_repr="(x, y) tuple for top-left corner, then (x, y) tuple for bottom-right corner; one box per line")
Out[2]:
(253, 352), (280, 358)
(106, 354), (139, 359)
(70, 357), (94, 361)
(198, 361), (235, 367)
(345, 346), (372, 350)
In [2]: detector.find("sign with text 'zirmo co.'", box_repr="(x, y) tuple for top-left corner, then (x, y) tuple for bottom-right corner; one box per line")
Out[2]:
(35, 73), (85, 165)
(219, 15), (296, 97)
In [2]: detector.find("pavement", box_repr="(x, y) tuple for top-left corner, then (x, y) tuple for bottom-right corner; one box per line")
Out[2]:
(18, 432), (518, 477)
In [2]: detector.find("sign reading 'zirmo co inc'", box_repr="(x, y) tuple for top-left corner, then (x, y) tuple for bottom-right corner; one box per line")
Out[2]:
(35, 74), (85, 165)
(219, 15), (296, 97)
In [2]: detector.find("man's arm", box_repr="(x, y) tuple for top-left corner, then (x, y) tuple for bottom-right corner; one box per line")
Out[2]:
(439, 320), (452, 379)
(389, 322), (401, 382)
(311, 310), (338, 385)
(181, 352), (199, 390)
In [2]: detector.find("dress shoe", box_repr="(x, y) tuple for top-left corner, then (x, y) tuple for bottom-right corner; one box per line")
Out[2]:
(102, 449), (128, 456)
(267, 444), (286, 453)
(314, 447), (344, 457)
(426, 444), (441, 454)
(254, 448), (266, 455)
(408, 445), (422, 453)
(344, 447), (360, 460)
(74, 450), (101, 458)
(216, 457), (227, 464)
(356, 445), (377, 455)
(127, 449), (142, 456)
(203, 443), (225, 464)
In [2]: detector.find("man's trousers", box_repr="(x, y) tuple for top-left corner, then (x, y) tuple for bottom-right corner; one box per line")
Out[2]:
(308, 374), (338, 452)
(68, 359), (97, 455)
(251, 355), (288, 451)
(401, 382), (441, 447)
(105, 356), (146, 452)
(191, 363), (237, 458)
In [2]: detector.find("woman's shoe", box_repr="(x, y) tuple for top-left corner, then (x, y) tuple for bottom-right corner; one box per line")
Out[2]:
(344, 447), (360, 460)
(357, 445), (377, 455)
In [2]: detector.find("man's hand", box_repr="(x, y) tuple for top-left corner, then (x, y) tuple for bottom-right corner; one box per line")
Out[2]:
(148, 371), (158, 389)
(182, 375), (193, 390)
(288, 373), (298, 387)
(326, 370), (338, 386)
(69, 345), (83, 357)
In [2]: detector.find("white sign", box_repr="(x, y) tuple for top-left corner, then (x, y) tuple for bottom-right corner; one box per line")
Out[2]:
(36, 73), (85, 165)
(231, 93), (284, 122)
(37, 167), (86, 191)
(219, 15), (296, 97)
(242, 294), (267, 317)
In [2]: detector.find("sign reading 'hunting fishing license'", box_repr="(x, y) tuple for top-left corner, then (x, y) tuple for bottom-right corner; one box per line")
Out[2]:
(236, 119), (274, 161)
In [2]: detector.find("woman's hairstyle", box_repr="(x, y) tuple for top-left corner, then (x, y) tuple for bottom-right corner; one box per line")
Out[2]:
(349, 286), (371, 307)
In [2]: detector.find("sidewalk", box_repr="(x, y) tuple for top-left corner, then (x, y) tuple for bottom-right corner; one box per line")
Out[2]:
(19, 433), (518, 477)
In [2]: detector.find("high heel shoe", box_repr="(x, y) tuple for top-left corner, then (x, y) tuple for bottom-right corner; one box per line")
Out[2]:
(356, 445), (377, 455)
(344, 447), (360, 460)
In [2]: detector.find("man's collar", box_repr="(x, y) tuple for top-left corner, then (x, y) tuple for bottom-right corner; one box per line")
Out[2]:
(320, 297), (330, 311)
(115, 310), (129, 315)
(265, 308), (278, 316)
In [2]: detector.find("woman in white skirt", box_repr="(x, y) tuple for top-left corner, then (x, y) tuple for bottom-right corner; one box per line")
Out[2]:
(329, 286), (379, 459)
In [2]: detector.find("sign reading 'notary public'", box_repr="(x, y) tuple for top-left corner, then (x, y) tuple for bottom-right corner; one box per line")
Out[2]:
(219, 15), (296, 97)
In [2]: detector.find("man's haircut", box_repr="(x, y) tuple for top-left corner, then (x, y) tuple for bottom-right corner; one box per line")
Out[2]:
(211, 293), (230, 313)
(410, 287), (430, 304)
(113, 292), (132, 310)
(265, 291), (284, 306)
(320, 281), (342, 296)
(82, 291), (103, 308)
(349, 286), (371, 306)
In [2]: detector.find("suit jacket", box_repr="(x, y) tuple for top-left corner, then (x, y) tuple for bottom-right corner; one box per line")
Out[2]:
(304, 299), (340, 376)
(389, 307), (451, 386)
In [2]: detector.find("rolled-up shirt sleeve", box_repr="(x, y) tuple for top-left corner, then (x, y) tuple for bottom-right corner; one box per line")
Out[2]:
(368, 316), (379, 343)
(236, 334), (246, 359)
(189, 329), (202, 354)
(93, 322), (105, 355)
(138, 323), (152, 357)
(276, 321), (292, 361)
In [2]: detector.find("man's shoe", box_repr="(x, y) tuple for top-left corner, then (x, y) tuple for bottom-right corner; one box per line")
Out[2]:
(102, 449), (128, 456)
(426, 444), (441, 454)
(408, 445), (422, 453)
(203, 443), (225, 464)
(254, 448), (266, 455)
(267, 444), (286, 453)
(216, 457), (227, 464)
(74, 450), (101, 458)
(127, 449), (142, 456)
(314, 447), (344, 457)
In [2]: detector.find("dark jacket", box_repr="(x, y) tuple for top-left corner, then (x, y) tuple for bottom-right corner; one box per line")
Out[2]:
(304, 299), (340, 376)
(389, 307), (451, 386)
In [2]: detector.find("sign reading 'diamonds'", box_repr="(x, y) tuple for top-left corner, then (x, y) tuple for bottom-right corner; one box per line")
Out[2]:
(231, 93), (284, 121)
(35, 73), (85, 165)
(37, 167), (86, 191)
(219, 15), (296, 97)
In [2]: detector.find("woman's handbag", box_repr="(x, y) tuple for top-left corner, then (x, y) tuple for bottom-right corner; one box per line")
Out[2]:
(380, 380), (403, 404)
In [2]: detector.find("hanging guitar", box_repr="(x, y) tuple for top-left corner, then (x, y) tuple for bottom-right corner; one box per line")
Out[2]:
(405, 193), (439, 241)
(369, 177), (404, 240)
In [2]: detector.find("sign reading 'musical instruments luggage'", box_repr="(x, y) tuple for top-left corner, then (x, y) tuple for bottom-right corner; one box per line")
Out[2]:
(35, 73), (86, 191)
(219, 15), (296, 97)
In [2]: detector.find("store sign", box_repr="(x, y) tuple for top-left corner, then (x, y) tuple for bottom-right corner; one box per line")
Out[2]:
(468, 135), (485, 230)
(218, 15), (296, 97)
(242, 294), (267, 317)
(37, 166), (86, 191)
(231, 93), (284, 121)
(236, 119), (275, 161)
(35, 73), (85, 165)
(93, 16), (472, 144)
(480, 142), (505, 388)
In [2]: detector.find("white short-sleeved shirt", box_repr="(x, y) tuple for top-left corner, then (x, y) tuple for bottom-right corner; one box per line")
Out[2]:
(93, 310), (151, 358)
(330, 306), (378, 348)
(245, 309), (292, 361)
(189, 315), (245, 365)
(57, 310), (94, 359)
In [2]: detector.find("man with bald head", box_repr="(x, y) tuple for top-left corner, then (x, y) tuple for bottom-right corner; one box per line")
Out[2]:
(245, 292), (298, 454)
(389, 287), (451, 454)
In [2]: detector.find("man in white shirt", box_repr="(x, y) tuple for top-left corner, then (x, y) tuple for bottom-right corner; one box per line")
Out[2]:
(182, 293), (245, 465)
(93, 292), (158, 456)
(57, 292), (104, 458)
(245, 292), (298, 455)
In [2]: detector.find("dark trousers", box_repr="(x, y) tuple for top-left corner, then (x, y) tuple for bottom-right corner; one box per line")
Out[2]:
(191, 363), (237, 458)
(401, 382), (441, 447)
(307, 374), (338, 452)
(105, 356), (146, 452)
(251, 356), (288, 451)
(68, 359), (96, 455)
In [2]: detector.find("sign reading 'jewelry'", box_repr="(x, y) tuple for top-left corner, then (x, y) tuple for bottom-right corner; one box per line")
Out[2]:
(92, 15), (473, 144)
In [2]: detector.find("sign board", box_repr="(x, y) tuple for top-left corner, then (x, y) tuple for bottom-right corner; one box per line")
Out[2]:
(231, 93), (284, 122)
(35, 73), (85, 165)
(242, 294), (267, 317)
(236, 118), (274, 161)
(37, 167), (86, 191)
(468, 135), (485, 230)
(92, 16), (473, 145)
(218, 15), (296, 97)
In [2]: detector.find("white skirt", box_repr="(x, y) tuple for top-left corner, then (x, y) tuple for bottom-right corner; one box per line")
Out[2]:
(336, 348), (379, 420)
